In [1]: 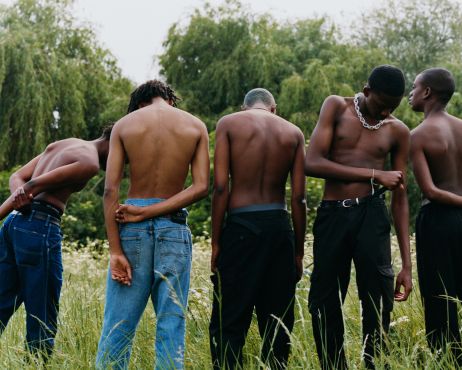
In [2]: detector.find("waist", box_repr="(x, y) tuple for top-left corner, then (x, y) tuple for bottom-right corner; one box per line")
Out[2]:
(229, 203), (287, 215)
(124, 198), (188, 224)
(319, 188), (387, 209)
(19, 200), (63, 219)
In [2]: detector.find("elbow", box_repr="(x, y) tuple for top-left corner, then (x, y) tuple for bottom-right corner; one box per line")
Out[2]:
(197, 183), (209, 199)
(422, 186), (438, 202)
(103, 186), (118, 200)
(304, 159), (321, 177)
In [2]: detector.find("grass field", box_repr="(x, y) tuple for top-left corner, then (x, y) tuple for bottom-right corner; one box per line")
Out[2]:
(0, 235), (460, 369)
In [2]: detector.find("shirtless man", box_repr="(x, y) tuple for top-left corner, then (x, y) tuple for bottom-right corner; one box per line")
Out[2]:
(409, 68), (462, 362)
(96, 80), (209, 370)
(0, 126), (111, 358)
(305, 65), (412, 369)
(209, 88), (306, 369)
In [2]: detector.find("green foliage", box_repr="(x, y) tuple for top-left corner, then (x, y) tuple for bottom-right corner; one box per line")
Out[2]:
(0, 0), (133, 169)
(358, 0), (462, 85)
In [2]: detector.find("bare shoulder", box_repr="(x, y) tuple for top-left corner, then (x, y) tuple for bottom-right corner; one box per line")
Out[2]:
(323, 95), (348, 110)
(215, 112), (241, 132)
(389, 116), (410, 138)
(174, 106), (208, 132)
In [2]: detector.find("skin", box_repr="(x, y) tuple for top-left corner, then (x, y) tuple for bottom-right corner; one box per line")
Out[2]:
(409, 74), (462, 205)
(305, 85), (412, 301)
(0, 137), (108, 220)
(105, 97), (209, 286)
(211, 100), (306, 280)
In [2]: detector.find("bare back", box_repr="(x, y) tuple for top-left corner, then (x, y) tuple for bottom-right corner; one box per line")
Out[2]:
(413, 112), (462, 196)
(221, 110), (302, 208)
(32, 138), (98, 209)
(320, 96), (407, 199)
(117, 102), (204, 198)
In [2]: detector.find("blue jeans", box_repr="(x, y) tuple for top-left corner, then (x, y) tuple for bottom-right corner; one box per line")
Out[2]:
(96, 198), (193, 370)
(0, 211), (63, 356)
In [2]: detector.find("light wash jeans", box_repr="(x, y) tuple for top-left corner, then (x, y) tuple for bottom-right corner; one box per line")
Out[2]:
(96, 198), (192, 369)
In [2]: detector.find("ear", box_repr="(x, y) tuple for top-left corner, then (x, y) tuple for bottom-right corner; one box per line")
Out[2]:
(363, 85), (371, 97)
(270, 105), (277, 114)
(167, 98), (174, 106)
(423, 87), (431, 100)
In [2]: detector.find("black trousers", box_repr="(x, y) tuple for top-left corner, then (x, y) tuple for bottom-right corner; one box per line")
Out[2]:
(416, 203), (462, 363)
(309, 197), (394, 370)
(209, 210), (297, 369)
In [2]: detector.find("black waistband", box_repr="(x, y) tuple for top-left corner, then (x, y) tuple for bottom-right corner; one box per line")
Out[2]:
(319, 188), (387, 209)
(20, 200), (63, 219)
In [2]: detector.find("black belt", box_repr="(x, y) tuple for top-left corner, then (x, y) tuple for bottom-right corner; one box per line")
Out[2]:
(161, 209), (188, 224)
(319, 187), (387, 209)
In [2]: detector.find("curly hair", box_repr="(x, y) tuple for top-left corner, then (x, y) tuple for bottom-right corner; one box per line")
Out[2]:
(127, 80), (180, 113)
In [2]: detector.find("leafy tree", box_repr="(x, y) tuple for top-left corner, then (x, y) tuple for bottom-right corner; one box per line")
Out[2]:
(358, 0), (462, 84)
(0, 0), (133, 169)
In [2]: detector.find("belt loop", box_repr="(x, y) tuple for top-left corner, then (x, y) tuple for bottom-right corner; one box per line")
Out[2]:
(28, 210), (35, 222)
(45, 214), (50, 227)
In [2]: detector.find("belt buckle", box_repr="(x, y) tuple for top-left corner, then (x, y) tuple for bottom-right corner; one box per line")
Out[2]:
(341, 198), (359, 208)
(341, 199), (353, 208)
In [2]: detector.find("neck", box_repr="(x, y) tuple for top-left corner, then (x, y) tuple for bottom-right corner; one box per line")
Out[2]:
(247, 104), (270, 112)
(92, 139), (109, 164)
(423, 101), (447, 118)
(358, 93), (378, 122)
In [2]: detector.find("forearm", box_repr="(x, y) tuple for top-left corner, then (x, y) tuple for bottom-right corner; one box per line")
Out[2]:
(211, 186), (229, 248)
(391, 190), (411, 269)
(9, 173), (27, 193)
(104, 189), (124, 255)
(305, 158), (374, 182)
(138, 183), (209, 220)
(423, 186), (462, 207)
(291, 196), (306, 257)
(0, 194), (15, 220)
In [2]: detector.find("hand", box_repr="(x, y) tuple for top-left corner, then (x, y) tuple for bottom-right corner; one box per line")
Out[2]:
(295, 254), (304, 282)
(375, 170), (404, 190)
(115, 204), (145, 223)
(12, 186), (33, 209)
(394, 267), (412, 301)
(110, 253), (132, 286)
(211, 243), (220, 273)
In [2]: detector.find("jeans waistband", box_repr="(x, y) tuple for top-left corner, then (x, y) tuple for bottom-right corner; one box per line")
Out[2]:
(125, 198), (188, 224)
(229, 203), (287, 215)
(15, 209), (61, 226)
(319, 188), (387, 209)
(18, 200), (63, 219)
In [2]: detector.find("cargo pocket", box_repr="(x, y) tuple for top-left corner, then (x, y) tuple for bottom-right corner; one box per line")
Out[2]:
(378, 265), (394, 313)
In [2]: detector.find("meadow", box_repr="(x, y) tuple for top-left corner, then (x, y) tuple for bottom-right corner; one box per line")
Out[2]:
(0, 235), (459, 369)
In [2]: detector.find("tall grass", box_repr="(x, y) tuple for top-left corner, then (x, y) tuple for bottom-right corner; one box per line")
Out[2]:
(0, 236), (460, 369)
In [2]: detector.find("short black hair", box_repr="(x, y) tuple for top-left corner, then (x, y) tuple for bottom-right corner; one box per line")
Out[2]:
(419, 68), (455, 105)
(127, 80), (180, 113)
(99, 124), (113, 141)
(243, 88), (275, 108)
(368, 65), (405, 97)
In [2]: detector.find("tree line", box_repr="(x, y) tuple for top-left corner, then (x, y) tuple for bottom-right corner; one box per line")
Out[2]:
(0, 0), (461, 241)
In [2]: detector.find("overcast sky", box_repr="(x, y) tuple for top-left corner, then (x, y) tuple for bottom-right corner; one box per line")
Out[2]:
(1, 0), (379, 83)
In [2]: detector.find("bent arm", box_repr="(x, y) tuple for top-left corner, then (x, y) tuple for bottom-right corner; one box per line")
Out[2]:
(305, 96), (375, 181)
(9, 155), (42, 193)
(291, 132), (307, 258)
(411, 136), (462, 206)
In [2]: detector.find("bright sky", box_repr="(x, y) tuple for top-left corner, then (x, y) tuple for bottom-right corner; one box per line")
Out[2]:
(1, 0), (379, 83)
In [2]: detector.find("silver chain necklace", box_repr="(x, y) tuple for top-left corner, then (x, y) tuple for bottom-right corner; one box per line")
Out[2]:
(353, 93), (384, 130)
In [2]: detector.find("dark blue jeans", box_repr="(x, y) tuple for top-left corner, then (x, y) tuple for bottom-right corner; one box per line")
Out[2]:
(0, 210), (63, 356)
